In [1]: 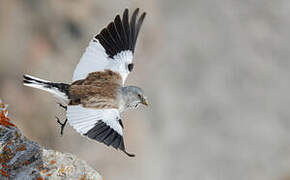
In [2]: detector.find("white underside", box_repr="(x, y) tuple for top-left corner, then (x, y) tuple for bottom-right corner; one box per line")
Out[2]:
(72, 39), (133, 85)
(66, 105), (123, 135)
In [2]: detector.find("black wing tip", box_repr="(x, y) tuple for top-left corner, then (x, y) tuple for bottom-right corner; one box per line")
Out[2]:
(140, 12), (147, 21)
(123, 150), (135, 157)
(117, 8), (146, 28)
(131, 8), (140, 16)
(123, 8), (129, 17)
(95, 8), (146, 58)
(84, 121), (136, 157)
(120, 8), (146, 18)
(83, 120), (135, 157)
(118, 136), (135, 157)
(115, 14), (121, 21)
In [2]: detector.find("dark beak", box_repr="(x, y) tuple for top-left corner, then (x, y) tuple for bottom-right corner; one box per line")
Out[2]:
(141, 98), (148, 106)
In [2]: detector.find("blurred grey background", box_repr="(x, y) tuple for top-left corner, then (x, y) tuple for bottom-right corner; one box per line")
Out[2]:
(1, 0), (290, 179)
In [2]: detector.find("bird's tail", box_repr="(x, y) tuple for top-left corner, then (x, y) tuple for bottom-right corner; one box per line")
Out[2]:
(23, 74), (70, 103)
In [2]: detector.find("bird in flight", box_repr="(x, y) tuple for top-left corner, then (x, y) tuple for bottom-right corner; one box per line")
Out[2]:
(23, 8), (148, 157)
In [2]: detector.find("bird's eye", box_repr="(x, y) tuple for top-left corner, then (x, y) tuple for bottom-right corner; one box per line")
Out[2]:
(138, 94), (141, 99)
(128, 63), (134, 72)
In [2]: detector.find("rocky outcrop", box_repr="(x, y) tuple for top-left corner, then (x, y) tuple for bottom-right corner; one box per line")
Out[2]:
(0, 100), (102, 180)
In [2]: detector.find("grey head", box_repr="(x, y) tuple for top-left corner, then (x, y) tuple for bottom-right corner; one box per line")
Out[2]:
(121, 86), (148, 111)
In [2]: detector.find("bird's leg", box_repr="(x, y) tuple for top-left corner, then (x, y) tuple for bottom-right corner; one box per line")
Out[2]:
(56, 116), (67, 136)
(56, 103), (68, 135)
(58, 103), (67, 111)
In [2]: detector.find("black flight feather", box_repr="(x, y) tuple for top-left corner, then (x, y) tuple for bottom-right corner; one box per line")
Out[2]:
(129, 8), (139, 51)
(84, 120), (135, 157)
(94, 8), (146, 59)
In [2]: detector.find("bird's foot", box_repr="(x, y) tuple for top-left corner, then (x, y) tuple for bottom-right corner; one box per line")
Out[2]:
(56, 116), (67, 136)
(58, 103), (67, 111)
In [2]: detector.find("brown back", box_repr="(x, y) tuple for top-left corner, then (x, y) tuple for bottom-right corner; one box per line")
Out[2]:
(69, 70), (122, 109)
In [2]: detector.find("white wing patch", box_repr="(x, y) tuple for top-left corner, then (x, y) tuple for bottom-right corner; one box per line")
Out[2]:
(72, 40), (108, 81)
(66, 105), (122, 135)
(66, 105), (135, 157)
(107, 50), (133, 84)
(72, 40), (133, 84)
(72, 9), (146, 85)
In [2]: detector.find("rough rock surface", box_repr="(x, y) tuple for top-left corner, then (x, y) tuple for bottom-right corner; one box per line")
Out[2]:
(0, 100), (102, 180)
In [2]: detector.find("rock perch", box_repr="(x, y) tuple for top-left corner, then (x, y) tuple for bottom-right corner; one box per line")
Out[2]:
(0, 99), (103, 180)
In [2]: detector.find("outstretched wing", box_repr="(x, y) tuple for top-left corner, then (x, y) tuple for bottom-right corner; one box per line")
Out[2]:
(67, 105), (135, 157)
(72, 8), (146, 85)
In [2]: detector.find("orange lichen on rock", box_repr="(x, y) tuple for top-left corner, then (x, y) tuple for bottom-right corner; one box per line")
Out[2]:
(0, 169), (10, 177)
(16, 144), (27, 152)
(50, 160), (56, 165)
(24, 160), (30, 166)
(78, 174), (87, 180)
(36, 177), (44, 180)
(0, 99), (102, 179)
(0, 145), (14, 163)
(0, 101), (15, 127)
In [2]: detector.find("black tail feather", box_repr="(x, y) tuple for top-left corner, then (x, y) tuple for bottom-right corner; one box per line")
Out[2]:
(23, 74), (70, 98)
